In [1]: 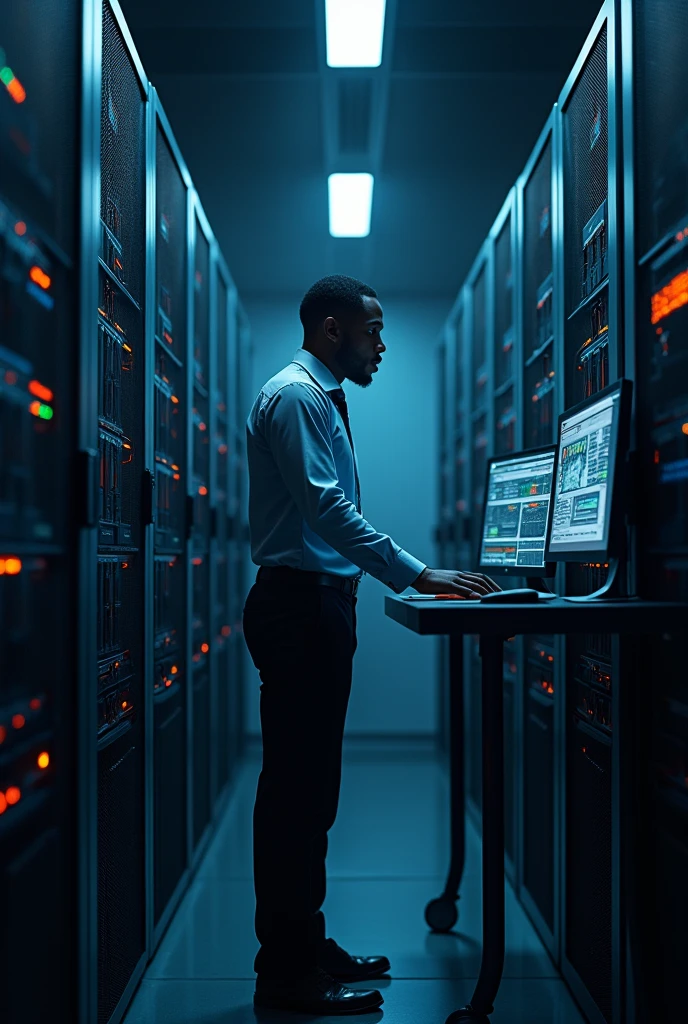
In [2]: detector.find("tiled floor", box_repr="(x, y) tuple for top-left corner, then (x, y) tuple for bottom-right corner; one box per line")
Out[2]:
(123, 744), (586, 1023)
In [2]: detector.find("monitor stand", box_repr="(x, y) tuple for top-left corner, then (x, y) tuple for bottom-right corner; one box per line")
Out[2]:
(561, 558), (634, 602)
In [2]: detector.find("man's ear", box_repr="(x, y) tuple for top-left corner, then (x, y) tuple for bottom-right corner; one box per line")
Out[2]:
(323, 316), (340, 344)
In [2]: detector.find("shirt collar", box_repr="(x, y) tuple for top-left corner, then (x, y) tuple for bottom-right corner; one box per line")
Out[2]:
(292, 348), (342, 394)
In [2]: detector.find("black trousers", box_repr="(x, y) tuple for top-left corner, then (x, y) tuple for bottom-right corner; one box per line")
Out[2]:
(243, 578), (357, 979)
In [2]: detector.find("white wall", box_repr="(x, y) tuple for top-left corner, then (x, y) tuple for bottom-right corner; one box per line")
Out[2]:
(241, 293), (453, 738)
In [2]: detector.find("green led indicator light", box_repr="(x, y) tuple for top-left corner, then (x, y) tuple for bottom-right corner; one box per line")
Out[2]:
(39, 404), (53, 420)
(0, 66), (14, 86)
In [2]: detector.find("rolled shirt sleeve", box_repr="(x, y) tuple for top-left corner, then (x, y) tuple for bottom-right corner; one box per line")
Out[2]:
(262, 382), (426, 593)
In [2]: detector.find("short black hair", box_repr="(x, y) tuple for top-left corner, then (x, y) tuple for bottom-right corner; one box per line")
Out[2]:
(299, 275), (378, 333)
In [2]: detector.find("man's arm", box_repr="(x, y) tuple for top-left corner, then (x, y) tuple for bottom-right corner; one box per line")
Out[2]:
(262, 383), (498, 598)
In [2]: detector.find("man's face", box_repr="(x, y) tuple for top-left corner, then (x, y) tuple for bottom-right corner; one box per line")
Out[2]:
(335, 296), (386, 388)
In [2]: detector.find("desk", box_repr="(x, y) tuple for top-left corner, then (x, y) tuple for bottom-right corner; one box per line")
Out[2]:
(384, 596), (687, 1024)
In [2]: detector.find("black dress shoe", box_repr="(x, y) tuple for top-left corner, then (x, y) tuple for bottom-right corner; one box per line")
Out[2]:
(254, 968), (383, 1015)
(320, 938), (391, 982)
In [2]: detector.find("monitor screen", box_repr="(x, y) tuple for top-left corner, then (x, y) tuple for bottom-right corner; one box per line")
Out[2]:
(479, 447), (556, 574)
(547, 385), (624, 557)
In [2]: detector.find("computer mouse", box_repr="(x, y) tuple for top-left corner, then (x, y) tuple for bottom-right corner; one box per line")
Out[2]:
(480, 588), (542, 603)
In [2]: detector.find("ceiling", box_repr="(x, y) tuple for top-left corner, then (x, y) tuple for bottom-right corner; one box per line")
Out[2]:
(120, 0), (604, 299)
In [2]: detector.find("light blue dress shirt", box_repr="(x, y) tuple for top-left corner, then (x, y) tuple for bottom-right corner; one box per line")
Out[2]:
(246, 348), (426, 593)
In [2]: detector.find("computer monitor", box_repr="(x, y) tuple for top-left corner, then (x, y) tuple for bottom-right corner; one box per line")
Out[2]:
(545, 379), (632, 561)
(478, 445), (557, 578)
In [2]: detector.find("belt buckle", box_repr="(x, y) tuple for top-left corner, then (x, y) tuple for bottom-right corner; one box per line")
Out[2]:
(351, 577), (361, 596)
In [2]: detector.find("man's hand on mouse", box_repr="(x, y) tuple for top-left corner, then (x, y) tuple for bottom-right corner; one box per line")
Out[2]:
(412, 567), (501, 599)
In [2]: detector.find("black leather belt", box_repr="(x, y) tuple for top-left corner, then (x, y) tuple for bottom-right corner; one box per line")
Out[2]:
(257, 566), (360, 597)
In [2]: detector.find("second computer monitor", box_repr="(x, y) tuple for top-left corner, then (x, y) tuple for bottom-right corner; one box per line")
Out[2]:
(546, 379), (632, 561)
(478, 446), (557, 577)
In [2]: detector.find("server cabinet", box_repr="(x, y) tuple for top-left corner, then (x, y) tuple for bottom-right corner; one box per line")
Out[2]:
(96, 4), (149, 1022)
(189, 196), (214, 858)
(0, 2), (96, 1021)
(465, 245), (494, 820)
(625, 1), (688, 1019)
(489, 191), (522, 883)
(516, 111), (560, 958)
(555, 4), (621, 1021)
(452, 299), (470, 569)
(148, 91), (191, 945)
(227, 302), (251, 762)
(492, 190), (518, 457)
(211, 251), (233, 799)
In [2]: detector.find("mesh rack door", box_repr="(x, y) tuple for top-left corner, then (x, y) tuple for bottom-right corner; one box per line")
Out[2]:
(96, 6), (147, 1020)
(152, 110), (189, 928)
(494, 214), (516, 456)
(520, 124), (558, 948)
(0, 2), (83, 1021)
(214, 268), (232, 794)
(559, 15), (616, 1020)
(190, 216), (212, 850)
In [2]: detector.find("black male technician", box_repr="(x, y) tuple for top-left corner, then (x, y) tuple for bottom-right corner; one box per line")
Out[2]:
(244, 275), (498, 1015)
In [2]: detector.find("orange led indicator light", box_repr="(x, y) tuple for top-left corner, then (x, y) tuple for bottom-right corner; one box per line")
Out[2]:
(682, 423), (688, 435)
(0, 557), (22, 575)
(37, 752), (50, 770)
(201, 642), (209, 654)
(171, 665), (178, 674)
(29, 380), (54, 402)
(199, 485), (208, 496)
(651, 268), (688, 324)
(121, 701), (128, 710)
(171, 394), (179, 404)
(29, 265), (51, 290)
(0, 793), (6, 814)
(5, 787), (21, 805)
(165, 678), (172, 687)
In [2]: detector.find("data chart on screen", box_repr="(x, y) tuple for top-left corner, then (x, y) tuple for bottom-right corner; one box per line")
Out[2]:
(479, 448), (556, 571)
(547, 389), (621, 555)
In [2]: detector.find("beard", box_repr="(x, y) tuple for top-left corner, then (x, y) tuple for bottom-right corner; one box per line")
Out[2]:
(337, 337), (374, 388)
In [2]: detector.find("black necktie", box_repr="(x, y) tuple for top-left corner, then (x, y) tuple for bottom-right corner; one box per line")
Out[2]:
(328, 388), (361, 514)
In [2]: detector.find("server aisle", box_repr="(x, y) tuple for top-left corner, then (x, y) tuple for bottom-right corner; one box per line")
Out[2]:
(121, 745), (587, 1024)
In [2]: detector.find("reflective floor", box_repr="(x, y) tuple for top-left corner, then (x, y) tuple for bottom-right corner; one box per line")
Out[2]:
(123, 742), (586, 1023)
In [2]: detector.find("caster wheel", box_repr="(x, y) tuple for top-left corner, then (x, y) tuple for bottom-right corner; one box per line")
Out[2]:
(425, 896), (458, 932)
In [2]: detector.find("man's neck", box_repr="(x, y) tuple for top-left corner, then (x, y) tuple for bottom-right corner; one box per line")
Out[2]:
(302, 341), (345, 384)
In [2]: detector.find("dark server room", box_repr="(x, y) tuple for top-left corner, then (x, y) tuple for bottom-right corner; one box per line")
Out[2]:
(0, 2), (686, 1023)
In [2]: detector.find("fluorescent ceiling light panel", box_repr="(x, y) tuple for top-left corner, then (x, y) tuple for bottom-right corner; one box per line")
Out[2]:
(325, 0), (387, 67)
(328, 173), (374, 237)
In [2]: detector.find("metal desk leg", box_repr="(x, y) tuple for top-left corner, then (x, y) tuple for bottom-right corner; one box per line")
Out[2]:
(446, 635), (505, 1024)
(426, 634), (466, 932)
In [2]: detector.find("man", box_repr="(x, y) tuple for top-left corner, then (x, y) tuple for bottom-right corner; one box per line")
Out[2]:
(244, 275), (498, 1015)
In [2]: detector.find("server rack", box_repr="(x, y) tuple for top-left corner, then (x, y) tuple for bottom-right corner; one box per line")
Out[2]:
(464, 243), (494, 821)
(211, 250), (235, 800)
(147, 89), (192, 951)
(554, 4), (622, 1021)
(515, 110), (561, 960)
(489, 191), (522, 885)
(188, 194), (215, 862)
(227, 300), (251, 759)
(95, 4), (150, 1021)
(0, 2), (97, 1021)
(623, 1), (688, 1020)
